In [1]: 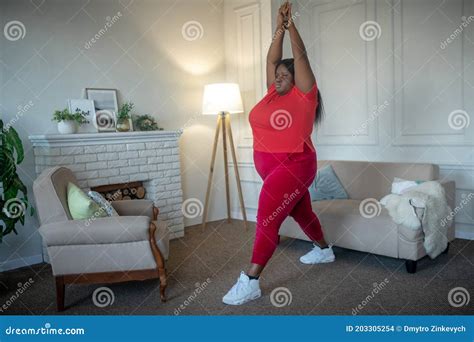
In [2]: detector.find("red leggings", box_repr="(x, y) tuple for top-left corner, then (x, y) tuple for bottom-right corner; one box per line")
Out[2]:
(251, 142), (324, 266)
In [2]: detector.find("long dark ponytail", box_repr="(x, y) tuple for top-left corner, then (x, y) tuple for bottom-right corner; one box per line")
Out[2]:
(275, 58), (324, 126)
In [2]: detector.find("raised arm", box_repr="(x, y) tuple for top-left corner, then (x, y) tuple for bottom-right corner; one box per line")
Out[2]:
(286, 3), (316, 93)
(266, 3), (288, 89)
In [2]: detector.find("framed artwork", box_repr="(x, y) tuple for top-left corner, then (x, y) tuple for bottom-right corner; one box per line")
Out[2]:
(85, 88), (119, 132)
(67, 99), (97, 133)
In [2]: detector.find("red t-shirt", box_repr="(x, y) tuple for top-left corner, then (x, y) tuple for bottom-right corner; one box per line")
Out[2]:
(249, 82), (318, 153)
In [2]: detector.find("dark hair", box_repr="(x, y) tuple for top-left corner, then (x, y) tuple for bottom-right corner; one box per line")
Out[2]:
(275, 58), (324, 126)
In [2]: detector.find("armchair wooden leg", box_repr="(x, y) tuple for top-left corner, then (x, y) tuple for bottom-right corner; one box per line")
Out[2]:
(149, 222), (167, 302)
(158, 267), (167, 302)
(55, 276), (65, 312)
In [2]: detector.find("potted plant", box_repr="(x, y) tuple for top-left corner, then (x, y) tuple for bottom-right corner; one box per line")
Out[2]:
(116, 102), (134, 132)
(0, 119), (35, 243)
(132, 114), (163, 131)
(52, 108), (89, 134)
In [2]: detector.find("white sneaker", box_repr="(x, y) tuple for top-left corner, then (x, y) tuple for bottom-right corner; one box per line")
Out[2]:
(222, 271), (262, 305)
(299, 243), (335, 264)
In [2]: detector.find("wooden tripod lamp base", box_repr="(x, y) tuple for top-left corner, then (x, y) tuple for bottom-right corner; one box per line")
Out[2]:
(201, 111), (247, 230)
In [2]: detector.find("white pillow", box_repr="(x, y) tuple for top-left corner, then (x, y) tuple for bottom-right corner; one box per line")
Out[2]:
(391, 177), (423, 195)
(87, 191), (119, 217)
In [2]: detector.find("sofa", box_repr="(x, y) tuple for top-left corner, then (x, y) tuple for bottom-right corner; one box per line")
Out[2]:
(279, 160), (455, 273)
(33, 166), (170, 311)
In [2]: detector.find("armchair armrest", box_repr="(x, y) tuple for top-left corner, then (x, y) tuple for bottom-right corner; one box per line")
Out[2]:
(38, 216), (150, 246)
(111, 200), (155, 219)
(440, 180), (455, 212)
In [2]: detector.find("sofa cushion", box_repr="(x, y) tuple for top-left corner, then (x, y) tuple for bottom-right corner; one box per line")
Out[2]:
(280, 199), (400, 258)
(309, 165), (349, 201)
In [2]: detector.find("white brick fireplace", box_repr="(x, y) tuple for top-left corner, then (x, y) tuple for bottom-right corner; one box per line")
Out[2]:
(29, 131), (184, 239)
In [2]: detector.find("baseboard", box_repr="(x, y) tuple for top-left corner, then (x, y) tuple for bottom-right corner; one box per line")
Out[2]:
(455, 229), (474, 240)
(231, 209), (256, 222)
(0, 254), (44, 272)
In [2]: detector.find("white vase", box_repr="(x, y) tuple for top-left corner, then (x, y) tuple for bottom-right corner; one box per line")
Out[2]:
(57, 120), (77, 134)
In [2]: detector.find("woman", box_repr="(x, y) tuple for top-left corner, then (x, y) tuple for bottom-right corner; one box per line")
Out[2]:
(222, 1), (335, 306)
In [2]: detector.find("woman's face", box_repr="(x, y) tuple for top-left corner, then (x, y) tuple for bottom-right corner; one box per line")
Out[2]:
(275, 64), (294, 95)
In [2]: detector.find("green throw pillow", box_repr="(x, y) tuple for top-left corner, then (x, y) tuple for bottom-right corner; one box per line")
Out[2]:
(67, 182), (107, 220)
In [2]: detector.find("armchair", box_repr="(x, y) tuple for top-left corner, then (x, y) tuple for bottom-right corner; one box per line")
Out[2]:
(33, 166), (169, 311)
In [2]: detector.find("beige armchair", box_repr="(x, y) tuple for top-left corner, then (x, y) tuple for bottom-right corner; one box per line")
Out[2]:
(33, 166), (169, 311)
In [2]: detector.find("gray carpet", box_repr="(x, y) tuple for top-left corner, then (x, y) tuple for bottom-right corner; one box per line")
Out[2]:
(1, 219), (473, 315)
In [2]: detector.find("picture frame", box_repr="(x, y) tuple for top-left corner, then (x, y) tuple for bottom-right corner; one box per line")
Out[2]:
(85, 88), (119, 132)
(67, 99), (98, 133)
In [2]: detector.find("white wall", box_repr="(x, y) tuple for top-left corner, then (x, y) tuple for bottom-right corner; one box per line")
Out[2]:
(0, 0), (228, 271)
(227, 0), (474, 239)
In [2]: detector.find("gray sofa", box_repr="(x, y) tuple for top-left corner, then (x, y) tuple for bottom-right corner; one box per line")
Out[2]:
(279, 160), (455, 273)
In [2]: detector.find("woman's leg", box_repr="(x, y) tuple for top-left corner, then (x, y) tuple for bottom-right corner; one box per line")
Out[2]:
(248, 163), (312, 276)
(289, 190), (329, 248)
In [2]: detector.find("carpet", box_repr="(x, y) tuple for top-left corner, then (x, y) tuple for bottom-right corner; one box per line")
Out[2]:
(0, 219), (472, 315)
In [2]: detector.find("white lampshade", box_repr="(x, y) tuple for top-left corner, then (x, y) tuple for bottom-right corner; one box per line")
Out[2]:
(202, 83), (244, 115)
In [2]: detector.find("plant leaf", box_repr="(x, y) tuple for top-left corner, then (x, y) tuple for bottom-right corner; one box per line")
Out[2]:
(5, 126), (24, 164)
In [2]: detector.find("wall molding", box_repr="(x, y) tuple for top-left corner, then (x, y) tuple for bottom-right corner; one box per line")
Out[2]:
(312, 0), (379, 146)
(392, 0), (473, 146)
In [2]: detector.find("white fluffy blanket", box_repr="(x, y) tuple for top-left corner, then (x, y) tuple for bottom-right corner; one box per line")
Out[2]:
(380, 181), (451, 259)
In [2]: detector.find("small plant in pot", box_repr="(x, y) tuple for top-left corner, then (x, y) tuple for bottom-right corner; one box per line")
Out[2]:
(116, 102), (134, 132)
(52, 108), (89, 134)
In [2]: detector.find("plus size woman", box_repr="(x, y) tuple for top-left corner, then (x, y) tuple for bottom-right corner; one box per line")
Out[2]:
(223, 1), (335, 306)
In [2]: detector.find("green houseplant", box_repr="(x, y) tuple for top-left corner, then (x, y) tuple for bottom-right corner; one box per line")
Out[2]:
(52, 108), (89, 134)
(132, 114), (163, 131)
(0, 119), (34, 243)
(116, 102), (134, 132)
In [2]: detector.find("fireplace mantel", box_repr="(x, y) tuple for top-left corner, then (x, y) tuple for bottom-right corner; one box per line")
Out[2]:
(28, 129), (184, 240)
(29, 130), (182, 147)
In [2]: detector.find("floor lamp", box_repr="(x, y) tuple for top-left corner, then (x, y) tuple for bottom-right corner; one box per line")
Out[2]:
(201, 83), (248, 230)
